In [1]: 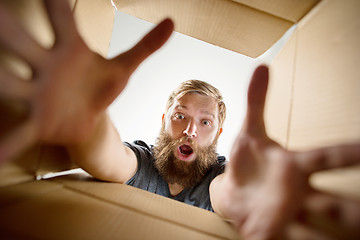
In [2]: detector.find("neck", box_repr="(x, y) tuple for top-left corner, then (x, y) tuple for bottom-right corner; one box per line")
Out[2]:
(168, 182), (184, 196)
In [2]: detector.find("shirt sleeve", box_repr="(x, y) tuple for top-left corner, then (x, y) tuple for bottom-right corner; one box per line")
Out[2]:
(124, 141), (166, 195)
(124, 140), (151, 184)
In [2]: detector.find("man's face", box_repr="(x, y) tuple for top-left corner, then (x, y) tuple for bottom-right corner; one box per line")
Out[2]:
(153, 93), (221, 188)
(163, 92), (220, 162)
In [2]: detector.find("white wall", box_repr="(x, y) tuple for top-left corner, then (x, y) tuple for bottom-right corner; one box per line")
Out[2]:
(107, 11), (294, 159)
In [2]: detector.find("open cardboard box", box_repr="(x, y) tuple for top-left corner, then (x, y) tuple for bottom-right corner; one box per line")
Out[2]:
(0, 0), (359, 239)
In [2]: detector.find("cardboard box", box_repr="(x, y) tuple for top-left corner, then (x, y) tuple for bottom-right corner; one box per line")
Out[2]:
(1, 0), (359, 239)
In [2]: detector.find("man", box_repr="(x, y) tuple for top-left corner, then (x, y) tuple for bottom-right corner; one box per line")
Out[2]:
(0, 1), (359, 239)
(125, 79), (227, 211)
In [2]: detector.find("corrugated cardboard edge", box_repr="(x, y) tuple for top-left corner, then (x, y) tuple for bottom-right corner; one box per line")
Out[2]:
(113, 0), (293, 58)
(232, 0), (320, 23)
(0, 174), (240, 240)
(265, 30), (298, 147)
(53, 174), (240, 240)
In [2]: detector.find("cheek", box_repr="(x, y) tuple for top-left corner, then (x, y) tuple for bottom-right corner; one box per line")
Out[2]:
(164, 120), (184, 139)
(196, 128), (218, 146)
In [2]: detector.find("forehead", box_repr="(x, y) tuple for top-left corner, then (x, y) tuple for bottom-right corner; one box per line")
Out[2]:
(171, 93), (219, 117)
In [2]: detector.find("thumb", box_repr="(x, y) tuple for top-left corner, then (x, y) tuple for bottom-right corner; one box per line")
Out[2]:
(242, 65), (269, 137)
(92, 18), (174, 111)
(115, 18), (174, 73)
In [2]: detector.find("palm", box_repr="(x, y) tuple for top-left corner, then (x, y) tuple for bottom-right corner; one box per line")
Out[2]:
(31, 45), (103, 143)
(226, 136), (307, 239)
(31, 43), (129, 143)
(0, 0), (173, 162)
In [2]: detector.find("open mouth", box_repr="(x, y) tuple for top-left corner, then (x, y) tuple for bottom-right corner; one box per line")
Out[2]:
(178, 144), (193, 156)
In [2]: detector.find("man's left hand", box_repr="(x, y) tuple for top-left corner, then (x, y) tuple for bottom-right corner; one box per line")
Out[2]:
(212, 66), (360, 240)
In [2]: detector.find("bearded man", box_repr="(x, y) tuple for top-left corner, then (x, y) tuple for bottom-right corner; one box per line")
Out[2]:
(1, 1), (360, 239)
(125, 80), (226, 211)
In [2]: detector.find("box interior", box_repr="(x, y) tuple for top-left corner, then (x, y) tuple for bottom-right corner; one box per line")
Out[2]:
(1, 0), (359, 239)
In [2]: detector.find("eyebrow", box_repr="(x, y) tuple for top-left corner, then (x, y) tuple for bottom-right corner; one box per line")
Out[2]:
(200, 110), (216, 120)
(174, 105), (216, 119)
(175, 105), (187, 110)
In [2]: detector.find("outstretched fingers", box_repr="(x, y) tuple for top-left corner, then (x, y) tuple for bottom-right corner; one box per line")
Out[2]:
(115, 18), (174, 74)
(92, 19), (174, 110)
(43, 0), (78, 45)
(295, 191), (360, 239)
(242, 65), (269, 138)
(0, 119), (37, 165)
(0, 66), (33, 99)
(294, 142), (360, 175)
(0, 2), (46, 67)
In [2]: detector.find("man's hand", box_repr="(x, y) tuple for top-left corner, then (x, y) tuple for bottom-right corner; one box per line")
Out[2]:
(0, 0), (174, 163)
(212, 66), (360, 240)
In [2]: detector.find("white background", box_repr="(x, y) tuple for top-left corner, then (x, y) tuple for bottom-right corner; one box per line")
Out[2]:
(107, 11), (294, 159)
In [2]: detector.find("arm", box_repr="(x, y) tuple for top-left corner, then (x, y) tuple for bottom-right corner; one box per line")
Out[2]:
(0, 0), (174, 183)
(210, 66), (360, 240)
(67, 112), (137, 183)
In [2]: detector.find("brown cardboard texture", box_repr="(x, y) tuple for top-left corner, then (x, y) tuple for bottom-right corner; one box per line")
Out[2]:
(267, 0), (360, 150)
(232, 0), (320, 23)
(113, 0), (320, 58)
(1, 0), (360, 239)
(0, 173), (239, 240)
(267, 0), (360, 198)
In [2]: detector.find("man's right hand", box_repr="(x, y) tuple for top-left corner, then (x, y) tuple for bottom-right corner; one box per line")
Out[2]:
(0, 0), (174, 164)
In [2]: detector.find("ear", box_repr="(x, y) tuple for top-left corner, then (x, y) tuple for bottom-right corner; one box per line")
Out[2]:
(219, 128), (223, 136)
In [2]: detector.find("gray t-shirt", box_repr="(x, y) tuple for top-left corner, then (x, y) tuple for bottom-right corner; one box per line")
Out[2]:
(125, 140), (226, 212)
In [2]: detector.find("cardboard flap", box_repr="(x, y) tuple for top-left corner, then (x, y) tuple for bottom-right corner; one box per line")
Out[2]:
(113, 0), (293, 58)
(0, 175), (239, 240)
(232, 0), (320, 23)
(289, 0), (360, 150)
(73, 0), (115, 57)
(268, 0), (360, 203)
(266, 31), (297, 148)
(0, 180), (62, 207)
(52, 174), (239, 240)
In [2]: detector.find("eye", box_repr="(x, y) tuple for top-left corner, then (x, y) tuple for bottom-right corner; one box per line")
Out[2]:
(174, 113), (185, 120)
(202, 120), (211, 126)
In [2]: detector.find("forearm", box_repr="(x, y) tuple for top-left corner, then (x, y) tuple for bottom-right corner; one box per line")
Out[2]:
(210, 173), (232, 219)
(67, 112), (137, 183)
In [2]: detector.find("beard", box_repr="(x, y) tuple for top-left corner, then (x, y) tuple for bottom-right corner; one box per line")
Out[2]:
(153, 129), (218, 189)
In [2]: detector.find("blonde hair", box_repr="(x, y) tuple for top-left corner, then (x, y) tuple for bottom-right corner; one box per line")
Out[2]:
(166, 80), (226, 127)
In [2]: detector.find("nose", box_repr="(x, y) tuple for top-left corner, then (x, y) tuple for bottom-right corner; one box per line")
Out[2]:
(183, 120), (197, 138)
